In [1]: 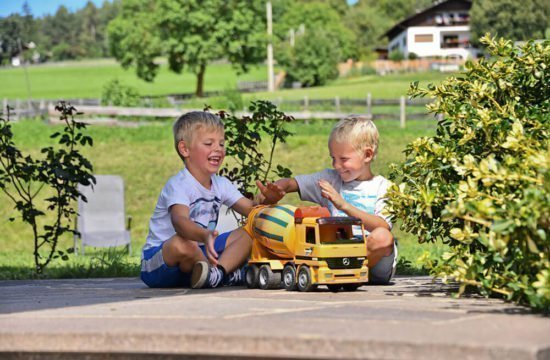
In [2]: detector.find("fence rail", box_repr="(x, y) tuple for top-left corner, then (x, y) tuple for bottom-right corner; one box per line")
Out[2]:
(3, 94), (434, 128)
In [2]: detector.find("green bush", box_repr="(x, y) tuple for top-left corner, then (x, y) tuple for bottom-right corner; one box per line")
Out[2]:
(101, 79), (141, 107)
(389, 50), (405, 62)
(386, 35), (549, 310)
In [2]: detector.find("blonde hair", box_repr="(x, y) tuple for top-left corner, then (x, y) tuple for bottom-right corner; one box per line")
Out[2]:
(329, 115), (379, 157)
(173, 111), (224, 158)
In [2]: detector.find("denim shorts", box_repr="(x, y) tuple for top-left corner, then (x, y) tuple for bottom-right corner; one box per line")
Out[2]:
(140, 232), (231, 288)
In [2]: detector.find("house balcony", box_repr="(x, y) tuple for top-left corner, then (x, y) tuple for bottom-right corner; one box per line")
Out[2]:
(441, 38), (472, 49)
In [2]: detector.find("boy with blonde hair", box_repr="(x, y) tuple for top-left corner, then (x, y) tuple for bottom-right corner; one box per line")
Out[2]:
(259, 115), (396, 284)
(141, 111), (280, 288)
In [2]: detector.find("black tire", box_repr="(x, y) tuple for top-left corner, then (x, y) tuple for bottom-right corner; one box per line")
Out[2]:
(297, 266), (316, 292)
(342, 283), (361, 292)
(245, 265), (259, 289)
(282, 264), (297, 291)
(327, 284), (342, 292)
(258, 264), (282, 290)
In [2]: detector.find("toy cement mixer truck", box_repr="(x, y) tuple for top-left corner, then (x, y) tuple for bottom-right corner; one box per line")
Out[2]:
(243, 204), (369, 292)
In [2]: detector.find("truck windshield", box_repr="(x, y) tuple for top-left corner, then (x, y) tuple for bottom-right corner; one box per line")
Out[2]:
(318, 224), (364, 245)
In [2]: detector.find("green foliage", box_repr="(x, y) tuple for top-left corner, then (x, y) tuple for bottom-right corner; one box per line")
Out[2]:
(275, 2), (356, 61)
(218, 100), (293, 199)
(389, 50), (405, 62)
(101, 79), (141, 107)
(277, 29), (340, 87)
(470, 0), (550, 45)
(0, 102), (95, 274)
(108, 0), (266, 97)
(386, 36), (549, 310)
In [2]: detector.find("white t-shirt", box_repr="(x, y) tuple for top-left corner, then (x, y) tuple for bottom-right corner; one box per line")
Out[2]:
(143, 168), (244, 251)
(295, 169), (392, 236)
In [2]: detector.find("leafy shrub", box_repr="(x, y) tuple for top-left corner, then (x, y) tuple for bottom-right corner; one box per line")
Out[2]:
(218, 100), (293, 199)
(386, 35), (549, 310)
(101, 79), (141, 107)
(389, 50), (405, 62)
(0, 102), (95, 274)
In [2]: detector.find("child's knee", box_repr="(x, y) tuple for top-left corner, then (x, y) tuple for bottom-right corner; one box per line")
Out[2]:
(164, 235), (198, 258)
(367, 228), (393, 254)
(228, 228), (252, 247)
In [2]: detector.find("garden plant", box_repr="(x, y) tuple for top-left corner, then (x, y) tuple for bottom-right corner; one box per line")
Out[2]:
(387, 35), (549, 310)
(0, 102), (95, 274)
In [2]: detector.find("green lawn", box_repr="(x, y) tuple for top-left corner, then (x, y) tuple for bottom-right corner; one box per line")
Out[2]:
(0, 117), (443, 279)
(0, 59), (267, 100)
(1, 58), (453, 103)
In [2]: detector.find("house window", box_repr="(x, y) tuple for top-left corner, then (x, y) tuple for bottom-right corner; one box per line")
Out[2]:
(415, 34), (433, 43)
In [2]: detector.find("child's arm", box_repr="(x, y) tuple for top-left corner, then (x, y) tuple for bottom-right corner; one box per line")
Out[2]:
(318, 180), (390, 232)
(231, 180), (293, 216)
(170, 204), (219, 265)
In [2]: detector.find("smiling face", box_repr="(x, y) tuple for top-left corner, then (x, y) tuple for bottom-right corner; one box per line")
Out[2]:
(178, 126), (225, 187)
(328, 139), (373, 182)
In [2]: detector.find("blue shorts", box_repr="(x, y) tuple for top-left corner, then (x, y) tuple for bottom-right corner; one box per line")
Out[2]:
(140, 232), (231, 288)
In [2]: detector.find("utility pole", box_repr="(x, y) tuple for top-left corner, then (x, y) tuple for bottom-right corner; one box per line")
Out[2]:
(18, 38), (33, 112)
(266, 1), (274, 92)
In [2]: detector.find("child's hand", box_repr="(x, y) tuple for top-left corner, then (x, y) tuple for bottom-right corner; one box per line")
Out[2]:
(256, 181), (285, 204)
(204, 230), (219, 265)
(319, 180), (346, 210)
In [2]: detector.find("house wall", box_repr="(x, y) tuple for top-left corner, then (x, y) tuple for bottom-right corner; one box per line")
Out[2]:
(390, 25), (479, 59)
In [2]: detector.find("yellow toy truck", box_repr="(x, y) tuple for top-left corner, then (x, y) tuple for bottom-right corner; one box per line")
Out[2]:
(243, 204), (369, 292)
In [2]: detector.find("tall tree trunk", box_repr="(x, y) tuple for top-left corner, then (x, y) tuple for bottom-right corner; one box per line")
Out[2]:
(195, 63), (206, 97)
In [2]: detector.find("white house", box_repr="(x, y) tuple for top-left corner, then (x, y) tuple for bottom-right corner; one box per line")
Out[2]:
(384, 0), (482, 60)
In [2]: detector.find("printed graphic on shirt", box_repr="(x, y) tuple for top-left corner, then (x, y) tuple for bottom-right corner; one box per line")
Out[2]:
(328, 190), (377, 236)
(189, 197), (220, 231)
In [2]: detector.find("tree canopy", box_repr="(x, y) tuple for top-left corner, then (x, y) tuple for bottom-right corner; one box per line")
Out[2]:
(470, 0), (550, 45)
(107, 0), (267, 97)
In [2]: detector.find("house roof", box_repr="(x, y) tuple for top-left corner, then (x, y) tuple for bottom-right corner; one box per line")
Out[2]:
(383, 0), (472, 40)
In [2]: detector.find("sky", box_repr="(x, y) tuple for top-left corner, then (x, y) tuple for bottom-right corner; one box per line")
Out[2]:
(0, 0), (107, 18)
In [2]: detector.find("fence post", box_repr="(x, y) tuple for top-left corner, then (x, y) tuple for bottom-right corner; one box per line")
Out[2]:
(303, 95), (309, 111)
(335, 96), (340, 113)
(366, 93), (372, 117)
(15, 98), (21, 121)
(2, 98), (7, 114)
(400, 96), (406, 128)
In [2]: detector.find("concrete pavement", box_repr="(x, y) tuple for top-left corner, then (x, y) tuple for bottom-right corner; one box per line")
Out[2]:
(0, 276), (548, 359)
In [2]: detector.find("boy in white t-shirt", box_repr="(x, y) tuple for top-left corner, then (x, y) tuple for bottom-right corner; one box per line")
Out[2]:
(259, 115), (396, 284)
(141, 111), (281, 289)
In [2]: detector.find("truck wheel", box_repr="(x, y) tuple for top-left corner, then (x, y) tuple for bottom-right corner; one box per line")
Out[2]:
(342, 283), (361, 292)
(258, 265), (281, 290)
(245, 265), (259, 289)
(297, 266), (316, 292)
(327, 284), (342, 292)
(282, 264), (297, 291)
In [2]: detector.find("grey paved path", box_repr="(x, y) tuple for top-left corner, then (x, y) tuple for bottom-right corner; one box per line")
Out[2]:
(0, 276), (548, 360)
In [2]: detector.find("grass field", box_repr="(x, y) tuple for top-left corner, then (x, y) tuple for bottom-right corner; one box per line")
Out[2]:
(0, 59), (268, 100)
(0, 58), (453, 102)
(0, 116), (444, 280)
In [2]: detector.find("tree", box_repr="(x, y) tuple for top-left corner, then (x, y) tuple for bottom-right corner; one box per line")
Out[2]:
(277, 29), (340, 87)
(108, 0), (266, 97)
(275, 2), (356, 61)
(470, 0), (550, 45)
(344, 4), (390, 59)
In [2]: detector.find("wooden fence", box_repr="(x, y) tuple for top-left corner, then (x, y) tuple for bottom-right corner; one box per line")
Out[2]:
(3, 94), (435, 128)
